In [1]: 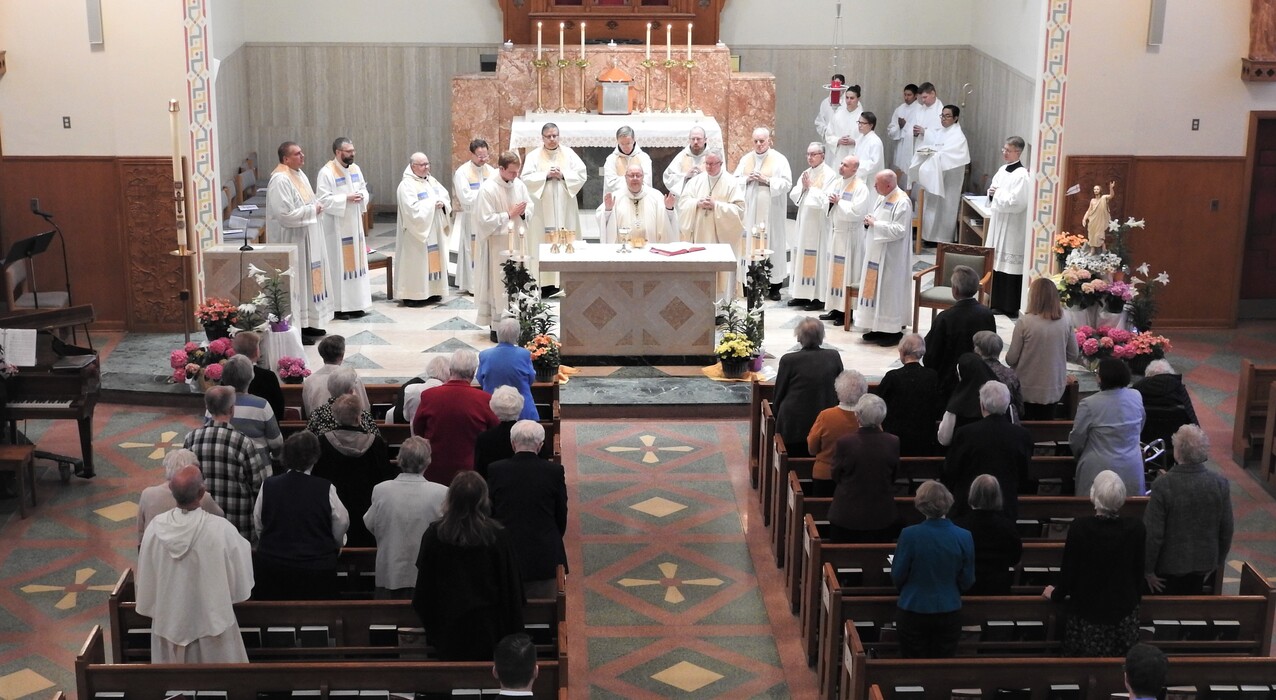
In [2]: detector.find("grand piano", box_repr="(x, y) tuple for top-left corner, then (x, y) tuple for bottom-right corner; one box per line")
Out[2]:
(0, 305), (99, 479)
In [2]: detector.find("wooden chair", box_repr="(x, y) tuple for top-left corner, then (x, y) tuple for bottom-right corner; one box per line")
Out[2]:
(234, 170), (257, 204)
(910, 242), (993, 332)
(911, 189), (925, 254)
(3, 256), (70, 311)
(0, 444), (37, 518)
(368, 251), (394, 300)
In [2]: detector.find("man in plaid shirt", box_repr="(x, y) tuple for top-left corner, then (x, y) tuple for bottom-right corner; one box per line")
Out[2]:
(183, 386), (271, 540)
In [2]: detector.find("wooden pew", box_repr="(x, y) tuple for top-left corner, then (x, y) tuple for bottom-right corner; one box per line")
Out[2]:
(1021, 419), (1074, 448)
(768, 436), (814, 566)
(818, 561), (1272, 700)
(280, 381), (561, 422)
(1233, 359), (1276, 463)
(1262, 380), (1276, 482)
(749, 380), (775, 488)
(843, 628), (1276, 700)
(77, 625), (566, 700)
(757, 400), (775, 511)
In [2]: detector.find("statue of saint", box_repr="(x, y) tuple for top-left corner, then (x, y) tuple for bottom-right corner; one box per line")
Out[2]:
(1082, 180), (1116, 250)
(1252, 0), (1276, 60)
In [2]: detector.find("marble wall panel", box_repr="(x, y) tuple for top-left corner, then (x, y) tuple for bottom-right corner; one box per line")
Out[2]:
(725, 74), (777, 167)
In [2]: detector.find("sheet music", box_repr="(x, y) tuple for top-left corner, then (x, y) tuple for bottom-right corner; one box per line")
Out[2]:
(0, 328), (38, 366)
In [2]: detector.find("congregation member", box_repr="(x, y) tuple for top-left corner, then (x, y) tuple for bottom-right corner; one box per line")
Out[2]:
(885, 83), (921, 190)
(315, 136), (372, 318)
(827, 394), (900, 542)
(306, 366), (380, 438)
(787, 142), (838, 312)
(1071, 358), (1147, 497)
(813, 73), (845, 141)
(136, 449), (224, 546)
(806, 369), (868, 497)
(820, 154), (871, 326)
(853, 112), (884, 186)
(412, 349), (499, 485)
(662, 126), (709, 197)
(890, 480), (974, 658)
(943, 381), (1033, 520)
(912, 104), (970, 245)
(521, 122), (586, 296)
(1144, 424), (1233, 595)
(183, 386), (270, 541)
(232, 331), (285, 420)
(314, 394), (395, 547)
(302, 334), (370, 418)
(487, 420), (569, 599)
(1124, 644), (1169, 700)
(478, 318), (540, 422)
(675, 148), (745, 299)
(253, 431), (349, 600)
(973, 330), (1023, 422)
(936, 353), (998, 447)
(476, 151), (534, 332)
(267, 141), (332, 340)
(215, 355), (283, 463)
(922, 265), (996, 397)
(137, 465), (252, 663)
(823, 85), (865, 165)
(453, 138), (496, 296)
(1134, 359), (1199, 426)
(1044, 470), (1145, 657)
(395, 151), (451, 306)
(475, 386), (529, 479)
(494, 633), (539, 697)
(773, 317), (844, 457)
(954, 475), (1022, 596)
(364, 436), (447, 598)
(985, 136), (1032, 316)
(602, 125), (652, 194)
(600, 163), (676, 244)
(735, 126), (791, 300)
(413, 471), (525, 661)
(872, 333), (942, 456)
(854, 170), (913, 347)
(401, 355), (449, 429)
(1007, 277), (1079, 419)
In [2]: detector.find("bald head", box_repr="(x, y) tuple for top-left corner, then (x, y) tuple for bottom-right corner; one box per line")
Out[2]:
(169, 465), (205, 510)
(625, 163), (646, 194)
(874, 169), (898, 195)
(839, 155), (860, 180)
(752, 127), (772, 154)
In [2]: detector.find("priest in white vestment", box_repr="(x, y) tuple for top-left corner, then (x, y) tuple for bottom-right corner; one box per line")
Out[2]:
(734, 127), (792, 300)
(315, 137), (372, 317)
(885, 84), (921, 190)
(814, 73), (845, 140)
(600, 164), (677, 244)
(394, 153), (452, 306)
(985, 136), (1033, 317)
(911, 104), (969, 245)
(854, 171), (914, 346)
(676, 149), (745, 299)
(787, 142), (838, 311)
(822, 86), (865, 167)
(662, 126), (710, 198)
(476, 151), (535, 329)
(521, 123), (586, 293)
(137, 465), (253, 663)
(452, 138), (495, 296)
(853, 112), (885, 187)
(266, 141), (334, 337)
(823, 155), (872, 326)
(602, 126), (653, 195)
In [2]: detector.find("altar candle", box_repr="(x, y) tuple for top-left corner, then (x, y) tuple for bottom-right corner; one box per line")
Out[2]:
(507, 220), (515, 254)
(168, 99), (183, 248)
(520, 226), (528, 258)
(537, 22), (543, 60)
(666, 24), (672, 60)
(580, 23), (586, 59)
(645, 23), (652, 60)
(687, 23), (693, 60)
(559, 23), (565, 60)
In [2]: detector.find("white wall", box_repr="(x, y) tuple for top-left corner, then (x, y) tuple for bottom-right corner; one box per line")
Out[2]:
(722, 0), (973, 46)
(244, 0), (503, 44)
(969, 0), (1043, 78)
(0, 0), (187, 156)
(210, 0), (247, 61)
(1065, 0), (1276, 157)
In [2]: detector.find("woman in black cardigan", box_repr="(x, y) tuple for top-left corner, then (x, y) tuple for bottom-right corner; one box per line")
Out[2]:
(773, 317), (844, 457)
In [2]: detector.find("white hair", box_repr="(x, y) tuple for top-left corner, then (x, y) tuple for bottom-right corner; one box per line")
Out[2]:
(489, 385), (526, 422)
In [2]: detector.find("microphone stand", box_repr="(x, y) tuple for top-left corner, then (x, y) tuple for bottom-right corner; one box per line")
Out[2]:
(33, 211), (88, 348)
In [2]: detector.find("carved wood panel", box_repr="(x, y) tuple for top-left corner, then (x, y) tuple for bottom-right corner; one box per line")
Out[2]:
(118, 158), (187, 332)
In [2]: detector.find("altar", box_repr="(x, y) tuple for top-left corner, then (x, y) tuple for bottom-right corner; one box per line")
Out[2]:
(540, 242), (736, 361)
(508, 111), (723, 151)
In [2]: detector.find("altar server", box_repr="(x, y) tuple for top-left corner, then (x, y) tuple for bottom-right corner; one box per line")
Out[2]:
(395, 153), (451, 306)
(854, 112), (885, 187)
(985, 136), (1033, 317)
(822, 155), (872, 326)
(885, 84), (921, 190)
(787, 142), (838, 311)
(452, 138), (496, 295)
(267, 141), (333, 338)
(316, 137), (372, 318)
(521, 123), (586, 295)
(601, 163), (677, 244)
(909, 82), (945, 151)
(734, 126), (792, 300)
(602, 126), (652, 195)
(855, 171), (914, 347)
(663, 126), (710, 197)
(911, 104), (969, 245)
(676, 149), (745, 298)
(814, 73), (846, 141)
(476, 152), (535, 330)
(822, 85), (865, 166)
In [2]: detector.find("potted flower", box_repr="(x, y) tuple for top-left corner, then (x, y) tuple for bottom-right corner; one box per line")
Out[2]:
(715, 331), (757, 379)
(1075, 325), (1172, 375)
(1052, 230), (1087, 271)
(248, 263), (293, 332)
(525, 334), (562, 383)
(169, 337), (236, 391)
(195, 298), (240, 340)
(277, 356), (311, 384)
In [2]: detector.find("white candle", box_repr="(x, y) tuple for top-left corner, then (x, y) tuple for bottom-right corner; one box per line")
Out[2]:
(168, 99), (183, 248)
(580, 23), (585, 59)
(507, 220), (515, 254)
(666, 24), (672, 60)
(646, 23), (652, 60)
(687, 23), (692, 60)
(537, 22), (543, 60)
(559, 23), (565, 60)
(520, 226), (528, 258)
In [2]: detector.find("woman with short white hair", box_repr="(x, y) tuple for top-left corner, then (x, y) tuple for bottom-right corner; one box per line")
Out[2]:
(827, 394), (900, 543)
(806, 370), (868, 496)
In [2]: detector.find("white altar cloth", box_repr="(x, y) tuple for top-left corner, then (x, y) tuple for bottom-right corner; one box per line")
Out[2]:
(509, 112), (723, 151)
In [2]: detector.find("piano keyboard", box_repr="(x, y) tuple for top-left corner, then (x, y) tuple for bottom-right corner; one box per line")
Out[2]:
(6, 398), (73, 409)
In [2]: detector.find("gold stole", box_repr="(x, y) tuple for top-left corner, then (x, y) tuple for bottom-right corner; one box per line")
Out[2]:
(326, 160), (346, 184)
(613, 150), (635, 176)
(742, 151), (777, 178)
(272, 164), (314, 202)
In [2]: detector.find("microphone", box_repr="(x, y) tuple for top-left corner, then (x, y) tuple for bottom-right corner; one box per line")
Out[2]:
(30, 198), (54, 219)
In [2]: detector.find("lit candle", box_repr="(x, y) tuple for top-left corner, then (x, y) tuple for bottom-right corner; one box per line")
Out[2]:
(168, 99), (183, 248)
(687, 23), (693, 60)
(580, 22), (586, 59)
(645, 23), (652, 60)
(537, 22), (543, 60)
(666, 24), (672, 60)
(520, 226), (528, 258)
(559, 22), (565, 60)
(507, 220), (515, 254)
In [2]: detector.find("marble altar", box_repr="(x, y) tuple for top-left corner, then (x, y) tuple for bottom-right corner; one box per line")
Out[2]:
(508, 112), (723, 151)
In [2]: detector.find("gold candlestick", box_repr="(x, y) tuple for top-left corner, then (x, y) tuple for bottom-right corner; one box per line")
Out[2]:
(532, 59), (551, 113)
(640, 58), (656, 112)
(683, 60), (697, 113)
(575, 59), (590, 113)
(556, 59), (571, 113)
(662, 59), (678, 113)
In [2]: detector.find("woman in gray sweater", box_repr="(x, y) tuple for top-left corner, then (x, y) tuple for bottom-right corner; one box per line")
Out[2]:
(1006, 277), (1079, 420)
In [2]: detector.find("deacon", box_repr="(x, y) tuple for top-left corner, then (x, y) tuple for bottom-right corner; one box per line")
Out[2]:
(521, 123), (586, 297)
(814, 73), (846, 141)
(663, 126), (710, 198)
(137, 465), (254, 663)
(602, 126), (652, 195)
(821, 155), (872, 326)
(855, 170), (914, 347)
(822, 85), (865, 166)
(985, 136), (1032, 317)
(452, 138), (496, 296)
(787, 142), (838, 312)
(476, 151), (535, 332)
(315, 137), (372, 319)
(911, 104), (969, 245)
(885, 84), (921, 190)
(734, 126), (792, 301)
(601, 163), (677, 244)
(395, 153), (451, 307)
(267, 141), (333, 339)
(854, 112), (885, 186)
(676, 148), (745, 298)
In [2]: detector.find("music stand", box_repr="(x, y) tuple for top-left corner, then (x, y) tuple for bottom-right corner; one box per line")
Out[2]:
(3, 231), (56, 309)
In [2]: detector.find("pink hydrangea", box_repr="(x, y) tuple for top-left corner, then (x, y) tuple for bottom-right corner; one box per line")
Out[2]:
(203, 362), (224, 382)
(184, 341), (199, 353)
(1107, 328), (1134, 344)
(1082, 338), (1100, 355)
(208, 337), (235, 356)
(171, 368), (186, 383)
(170, 350), (188, 369)
(1099, 336), (1114, 349)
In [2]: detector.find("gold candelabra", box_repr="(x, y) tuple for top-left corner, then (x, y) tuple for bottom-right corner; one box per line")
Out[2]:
(683, 60), (697, 113)
(640, 59), (657, 112)
(532, 59), (551, 113)
(556, 59), (571, 113)
(662, 59), (679, 113)
(575, 59), (590, 113)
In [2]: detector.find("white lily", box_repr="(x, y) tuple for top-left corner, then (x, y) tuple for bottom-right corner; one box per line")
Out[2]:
(1155, 271), (1170, 286)
(1136, 262), (1150, 276)
(1108, 219), (1121, 232)
(247, 263), (266, 276)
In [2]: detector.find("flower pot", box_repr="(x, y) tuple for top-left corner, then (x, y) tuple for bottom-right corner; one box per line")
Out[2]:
(1063, 305), (1095, 331)
(203, 321), (231, 341)
(1096, 308), (1128, 331)
(1126, 354), (1153, 376)
(720, 357), (750, 379)
(535, 364), (559, 383)
(749, 355), (765, 372)
(282, 376), (304, 385)
(270, 320), (291, 333)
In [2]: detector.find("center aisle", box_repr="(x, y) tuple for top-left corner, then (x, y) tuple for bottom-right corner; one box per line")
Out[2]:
(561, 420), (818, 698)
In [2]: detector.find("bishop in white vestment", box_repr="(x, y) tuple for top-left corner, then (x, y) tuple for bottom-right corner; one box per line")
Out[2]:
(911, 105), (969, 244)
(787, 143), (838, 308)
(824, 155), (872, 325)
(452, 139), (496, 295)
(602, 126), (653, 195)
(676, 150), (745, 299)
(395, 154), (452, 305)
(600, 164), (677, 244)
(266, 142), (333, 334)
(315, 138), (372, 316)
(885, 85), (921, 190)
(476, 152), (535, 327)
(985, 137), (1033, 316)
(855, 171), (914, 342)
(734, 127), (792, 294)
(663, 126), (709, 197)
(521, 123), (586, 291)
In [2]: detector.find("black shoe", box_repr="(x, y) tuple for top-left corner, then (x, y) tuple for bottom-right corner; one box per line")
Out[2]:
(302, 326), (327, 337)
(425, 295), (443, 304)
(832, 316), (845, 326)
(768, 284), (782, 301)
(489, 330), (498, 343)
(876, 332), (904, 347)
(818, 310), (843, 322)
(302, 335), (318, 345)
(540, 285), (561, 298)
(332, 311), (352, 320)
(786, 298), (810, 307)
(804, 300), (826, 311)
(348, 310), (367, 318)
(862, 331), (884, 342)
(404, 299), (427, 308)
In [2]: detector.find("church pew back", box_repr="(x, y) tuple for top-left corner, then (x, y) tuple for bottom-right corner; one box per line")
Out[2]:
(1233, 360), (1276, 463)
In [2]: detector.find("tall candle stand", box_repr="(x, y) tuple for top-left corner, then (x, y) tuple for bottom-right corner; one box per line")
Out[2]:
(556, 59), (571, 113)
(683, 60), (697, 113)
(575, 59), (590, 113)
(662, 59), (678, 113)
(532, 59), (551, 113)
(640, 59), (656, 112)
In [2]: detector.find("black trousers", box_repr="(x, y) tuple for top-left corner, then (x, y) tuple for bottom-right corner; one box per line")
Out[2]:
(896, 608), (961, 658)
(990, 271), (1023, 317)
